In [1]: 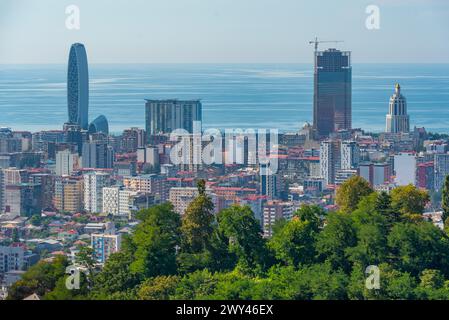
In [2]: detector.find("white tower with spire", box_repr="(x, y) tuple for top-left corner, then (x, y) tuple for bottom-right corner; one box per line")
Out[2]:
(386, 84), (410, 133)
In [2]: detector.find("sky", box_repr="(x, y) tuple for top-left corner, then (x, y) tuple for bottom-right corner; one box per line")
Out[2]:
(0, 0), (449, 64)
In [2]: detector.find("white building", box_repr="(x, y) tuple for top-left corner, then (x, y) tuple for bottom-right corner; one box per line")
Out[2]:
(123, 174), (168, 201)
(434, 153), (449, 192)
(169, 187), (216, 215)
(394, 153), (416, 186)
(341, 141), (360, 170)
(386, 84), (410, 134)
(137, 146), (159, 167)
(102, 186), (135, 217)
(55, 149), (79, 176)
(320, 140), (341, 186)
(91, 233), (121, 264)
(262, 201), (294, 238)
(83, 171), (111, 213)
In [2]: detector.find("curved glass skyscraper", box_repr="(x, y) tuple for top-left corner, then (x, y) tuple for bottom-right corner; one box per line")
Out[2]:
(67, 43), (89, 130)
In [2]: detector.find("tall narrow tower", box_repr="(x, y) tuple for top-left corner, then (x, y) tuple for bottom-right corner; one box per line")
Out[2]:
(67, 43), (89, 130)
(386, 84), (410, 134)
(313, 48), (352, 137)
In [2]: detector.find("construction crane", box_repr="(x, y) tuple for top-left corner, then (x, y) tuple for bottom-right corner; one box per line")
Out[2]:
(309, 37), (344, 52)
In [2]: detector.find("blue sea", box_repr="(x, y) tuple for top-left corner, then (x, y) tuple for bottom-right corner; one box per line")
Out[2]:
(0, 64), (449, 134)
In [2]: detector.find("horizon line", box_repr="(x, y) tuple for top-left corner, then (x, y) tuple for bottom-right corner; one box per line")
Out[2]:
(1, 62), (449, 66)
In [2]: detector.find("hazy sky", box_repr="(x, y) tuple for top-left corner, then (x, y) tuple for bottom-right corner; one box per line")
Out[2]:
(1, 0), (449, 64)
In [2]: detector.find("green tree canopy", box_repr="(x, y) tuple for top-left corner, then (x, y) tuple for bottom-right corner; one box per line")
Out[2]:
(390, 184), (430, 218)
(130, 202), (181, 278)
(335, 176), (374, 213)
(180, 179), (215, 253)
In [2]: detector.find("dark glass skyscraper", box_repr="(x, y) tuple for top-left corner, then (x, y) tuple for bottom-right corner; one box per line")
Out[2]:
(67, 43), (89, 130)
(313, 48), (352, 137)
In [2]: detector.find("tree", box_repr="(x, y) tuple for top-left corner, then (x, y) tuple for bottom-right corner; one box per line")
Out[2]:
(130, 203), (181, 278)
(388, 222), (449, 276)
(76, 246), (96, 286)
(315, 212), (357, 272)
(441, 175), (449, 223)
(91, 251), (140, 299)
(415, 269), (449, 300)
(294, 205), (324, 228)
(346, 222), (388, 268)
(335, 176), (373, 213)
(269, 206), (322, 267)
(180, 179), (215, 253)
(137, 276), (179, 300)
(7, 255), (68, 300)
(216, 205), (269, 274)
(374, 191), (400, 226)
(390, 184), (430, 218)
(12, 228), (20, 242)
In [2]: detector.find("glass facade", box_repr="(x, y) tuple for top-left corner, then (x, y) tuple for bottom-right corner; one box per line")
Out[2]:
(88, 115), (109, 135)
(144, 99), (202, 137)
(67, 43), (89, 130)
(313, 49), (352, 137)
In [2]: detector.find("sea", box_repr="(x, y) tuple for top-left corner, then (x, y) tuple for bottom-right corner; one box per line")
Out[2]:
(0, 63), (449, 134)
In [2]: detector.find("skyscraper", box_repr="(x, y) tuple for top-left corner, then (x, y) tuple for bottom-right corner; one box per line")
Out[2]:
(341, 141), (360, 170)
(144, 99), (202, 138)
(82, 141), (114, 169)
(319, 139), (341, 186)
(434, 153), (449, 192)
(67, 43), (89, 130)
(386, 84), (410, 134)
(313, 48), (352, 137)
(88, 115), (109, 135)
(83, 171), (112, 213)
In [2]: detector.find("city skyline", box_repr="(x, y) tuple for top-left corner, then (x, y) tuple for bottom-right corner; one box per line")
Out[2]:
(2, 2), (449, 304)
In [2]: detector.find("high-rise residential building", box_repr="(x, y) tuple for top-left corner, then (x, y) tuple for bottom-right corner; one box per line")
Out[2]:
(83, 171), (112, 213)
(394, 153), (416, 186)
(169, 187), (216, 215)
(335, 169), (358, 185)
(123, 174), (168, 202)
(54, 176), (84, 213)
(341, 141), (360, 170)
(55, 149), (80, 176)
(137, 146), (160, 167)
(313, 48), (352, 137)
(102, 186), (136, 218)
(4, 183), (42, 217)
(386, 84), (410, 134)
(82, 141), (114, 169)
(0, 246), (24, 273)
(0, 170), (3, 214)
(359, 163), (391, 187)
(2, 168), (28, 186)
(145, 99), (202, 137)
(29, 173), (55, 210)
(416, 162), (434, 191)
(262, 201), (294, 238)
(122, 128), (146, 153)
(260, 164), (283, 199)
(320, 140), (341, 186)
(434, 153), (449, 192)
(67, 43), (89, 130)
(2, 168), (29, 214)
(91, 233), (121, 264)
